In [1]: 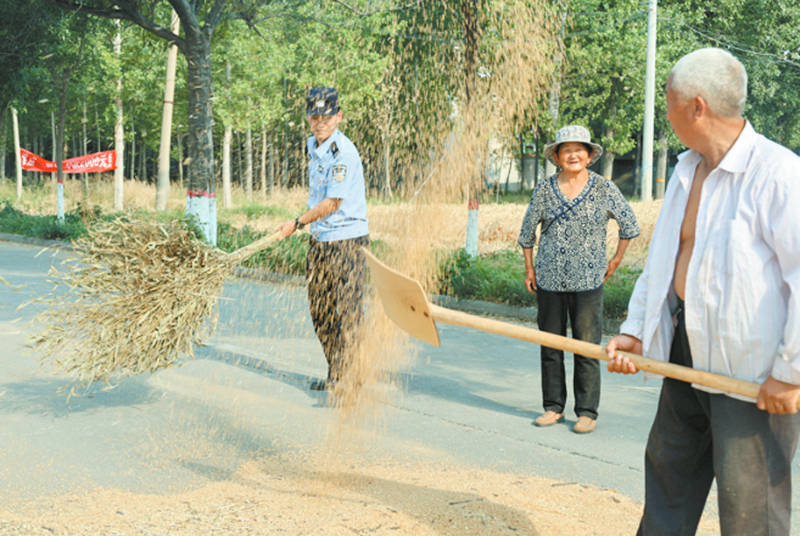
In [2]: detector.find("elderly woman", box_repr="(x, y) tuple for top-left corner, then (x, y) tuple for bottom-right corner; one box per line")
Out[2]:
(518, 125), (639, 434)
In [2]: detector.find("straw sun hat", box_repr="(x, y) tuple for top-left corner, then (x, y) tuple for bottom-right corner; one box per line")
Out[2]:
(543, 125), (604, 166)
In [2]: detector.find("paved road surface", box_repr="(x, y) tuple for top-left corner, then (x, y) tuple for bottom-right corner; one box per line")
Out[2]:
(2, 239), (798, 530)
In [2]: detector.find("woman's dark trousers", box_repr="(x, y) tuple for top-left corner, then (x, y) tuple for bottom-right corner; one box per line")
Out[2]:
(536, 286), (603, 419)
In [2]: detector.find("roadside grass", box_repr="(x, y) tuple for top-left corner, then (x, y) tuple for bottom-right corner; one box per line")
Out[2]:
(0, 200), (90, 240)
(0, 179), (639, 320)
(216, 223), (308, 274)
(225, 203), (293, 221)
(438, 247), (639, 320)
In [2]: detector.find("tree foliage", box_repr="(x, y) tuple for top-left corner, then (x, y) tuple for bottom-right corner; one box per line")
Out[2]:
(3, 0), (798, 205)
(555, 0), (800, 157)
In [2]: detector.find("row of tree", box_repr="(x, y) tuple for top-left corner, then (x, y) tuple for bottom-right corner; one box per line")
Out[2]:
(554, 0), (799, 194)
(1, 1), (798, 212)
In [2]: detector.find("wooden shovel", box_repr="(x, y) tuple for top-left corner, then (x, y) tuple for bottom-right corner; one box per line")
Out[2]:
(228, 230), (285, 264)
(363, 249), (761, 400)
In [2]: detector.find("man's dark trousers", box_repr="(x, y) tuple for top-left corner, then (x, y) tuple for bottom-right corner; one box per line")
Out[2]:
(638, 302), (800, 535)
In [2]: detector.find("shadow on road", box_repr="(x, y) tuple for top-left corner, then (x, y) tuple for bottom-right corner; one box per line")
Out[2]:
(396, 370), (540, 421)
(197, 343), (540, 420)
(324, 470), (540, 536)
(195, 346), (332, 408)
(0, 377), (160, 417)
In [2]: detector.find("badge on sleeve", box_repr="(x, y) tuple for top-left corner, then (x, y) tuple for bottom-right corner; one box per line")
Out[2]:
(331, 164), (347, 182)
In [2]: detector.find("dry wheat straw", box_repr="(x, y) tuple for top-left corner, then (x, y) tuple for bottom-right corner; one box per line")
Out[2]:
(325, 0), (559, 421)
(29, 217), (238, 394)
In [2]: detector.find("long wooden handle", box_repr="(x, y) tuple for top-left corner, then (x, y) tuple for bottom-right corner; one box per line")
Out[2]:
(430, 304), (761, 400)
(227, 231), (284, 264)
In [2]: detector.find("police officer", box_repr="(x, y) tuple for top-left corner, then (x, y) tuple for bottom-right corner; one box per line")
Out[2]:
(278, 87), (369, 391)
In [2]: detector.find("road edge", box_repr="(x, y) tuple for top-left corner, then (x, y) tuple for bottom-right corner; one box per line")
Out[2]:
(0, 232), (621, 333)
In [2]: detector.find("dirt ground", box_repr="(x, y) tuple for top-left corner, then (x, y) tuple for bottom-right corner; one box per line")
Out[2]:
(0, 447), (720, 536)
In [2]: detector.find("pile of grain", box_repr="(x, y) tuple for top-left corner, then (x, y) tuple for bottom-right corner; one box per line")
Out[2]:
(0, 451), (720, 536)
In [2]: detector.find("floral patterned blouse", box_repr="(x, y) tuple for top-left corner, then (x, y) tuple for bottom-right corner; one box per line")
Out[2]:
(518, 171), (640, 292)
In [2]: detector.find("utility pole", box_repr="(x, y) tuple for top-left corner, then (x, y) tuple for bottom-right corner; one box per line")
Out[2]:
(222, 61), (233, 208)
(113, 20), (124, 211)
(640, 0), (657, 201)
(545, 9), (568, 179)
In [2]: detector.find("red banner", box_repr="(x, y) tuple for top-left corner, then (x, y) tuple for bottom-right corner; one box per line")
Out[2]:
(19, 149), (117, 174)
(63, 150), (116, 174)
(20, 148), (57, 173)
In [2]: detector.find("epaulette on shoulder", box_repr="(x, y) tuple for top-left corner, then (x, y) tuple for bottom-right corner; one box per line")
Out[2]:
(330, 142), (339, 157)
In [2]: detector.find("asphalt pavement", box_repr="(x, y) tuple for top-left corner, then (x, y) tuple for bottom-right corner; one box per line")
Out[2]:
(2, 237), (799, 532)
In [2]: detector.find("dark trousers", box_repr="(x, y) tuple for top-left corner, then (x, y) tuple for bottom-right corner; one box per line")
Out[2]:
(639, 303), (800, 535)
(536, 286), (603, 419)
(305, 235), (369, 382)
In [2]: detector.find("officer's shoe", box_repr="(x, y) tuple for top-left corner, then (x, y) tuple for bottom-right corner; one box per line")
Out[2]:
(310, 379), (335, 391)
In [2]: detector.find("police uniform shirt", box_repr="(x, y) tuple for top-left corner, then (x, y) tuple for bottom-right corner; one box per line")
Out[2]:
(306, 129), (369, 242)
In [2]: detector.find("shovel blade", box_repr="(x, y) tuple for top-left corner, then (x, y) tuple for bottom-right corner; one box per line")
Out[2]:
(362, 248), (441, 347)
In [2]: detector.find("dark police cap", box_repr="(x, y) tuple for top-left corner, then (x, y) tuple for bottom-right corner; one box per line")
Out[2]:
(306, 87), (340, 116)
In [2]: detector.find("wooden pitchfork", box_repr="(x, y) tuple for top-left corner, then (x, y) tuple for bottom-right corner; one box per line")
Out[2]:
(362, 249), (760, 400)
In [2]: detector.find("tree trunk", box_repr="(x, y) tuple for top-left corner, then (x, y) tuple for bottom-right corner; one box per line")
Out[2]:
(71, 135), (78, 181)
(0, 108), (7, 182)
(600, 151), (615, 180)
(12, 107), (22, 200)
(33, 136), (39, 184)
(600, 114), (615, 180)
(82, 100), (88, 155)
(383, 137), (392, 199)
(130, 121), (136, 181)
(222, 124), (232, 208)
(235, 130), (242, 187)
(82, 101), (90, 200)
(56, 73), (70, 223)
(94, 103), (101, 183)
(633, 130), (642, 198)
(184, 32), (216, 244)
(259, 127), (267, 199)
(48, 2), (222, 242)
(113, 20), (124, 211)
(300, 139), (306, 187)
(50, 110), (56, 187)
(533, 128), (540, 191)
(95, 104), (101, 151)
(282, 130), (288, 187)
(177, 133), (183, 188)
(139, 138), (145, 182)
(655, 130), (668, 199)
(156, 10), (180, 211)
(461, 0), (481, 257)
(269, 141), (275, 195)
(244, 126), (253, 199)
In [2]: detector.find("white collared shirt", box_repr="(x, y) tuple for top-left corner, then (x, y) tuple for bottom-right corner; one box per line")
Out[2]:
(620, 122), (800, 399)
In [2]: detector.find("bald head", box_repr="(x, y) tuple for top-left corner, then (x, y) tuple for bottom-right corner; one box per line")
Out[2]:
(667, 48), (747, 118)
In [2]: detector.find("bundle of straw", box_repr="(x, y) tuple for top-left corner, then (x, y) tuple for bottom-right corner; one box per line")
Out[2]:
(30, 217), (280, 393)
